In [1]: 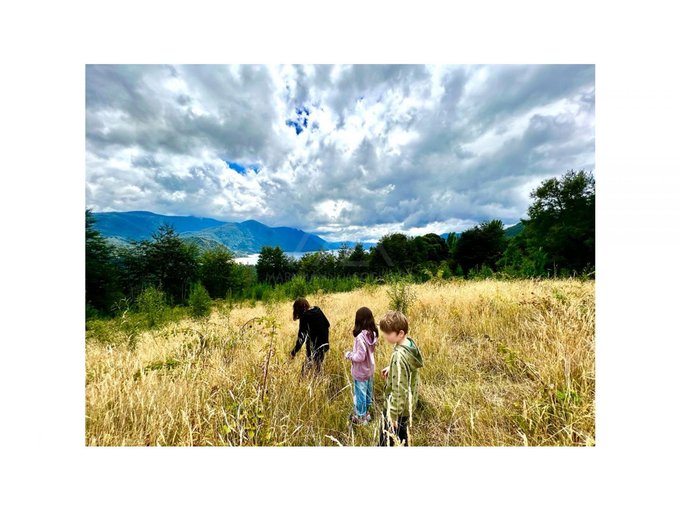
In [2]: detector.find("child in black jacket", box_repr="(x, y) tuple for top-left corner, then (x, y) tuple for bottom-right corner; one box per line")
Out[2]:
(291, 297), (331, 375)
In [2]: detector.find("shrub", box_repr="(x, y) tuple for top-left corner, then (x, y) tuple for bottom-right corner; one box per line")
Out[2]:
(386, 277), (416, 315)
(438, 260), (453, 279)
(136, 286), (167, 328)
(85, 319), (116, 345)
(86, 303), (103, 321)
(188, 282), (212, 318)
(468, 264), (494, 280)
(287, 274), (309, 299)
(480, 265), (494, 279)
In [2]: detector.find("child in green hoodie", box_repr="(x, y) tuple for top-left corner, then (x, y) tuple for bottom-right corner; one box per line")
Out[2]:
(378, 310), (424, 446)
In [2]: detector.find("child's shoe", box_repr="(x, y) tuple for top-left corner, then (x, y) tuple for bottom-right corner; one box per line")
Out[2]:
(350, 414), (368, 425)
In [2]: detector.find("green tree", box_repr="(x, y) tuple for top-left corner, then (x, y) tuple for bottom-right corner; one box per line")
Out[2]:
(522, 170), (595, 274)
(199, 246), (235, 298)
(115, 240), (153, 301)
(369, 233), (414, 274)
(454, 219), (507, 275)
(335, 243), (351, 276)
(445, 232), (460, 275)
(135, 286), (167, 328)
(256, 246), (297, 284)
(230, 263), (256, 295)
(347, 243), (370, 276)
(143, 224), (199, 304)
(445, 232), (458, 255)
(188, 282), (212, 318)
(85, 209), (121, 316)
(412, 233), (449, 263)
(298, 249), (337, 279)
(497, 236), (526, 275)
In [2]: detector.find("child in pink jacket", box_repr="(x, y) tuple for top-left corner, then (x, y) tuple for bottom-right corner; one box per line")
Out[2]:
(344, 307), (379, 425)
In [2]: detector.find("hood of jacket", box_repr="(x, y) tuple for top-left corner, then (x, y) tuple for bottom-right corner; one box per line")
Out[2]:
(362, 329), (378, 349)
(395, 337), (424, 370)
(303, 306), (330, 329)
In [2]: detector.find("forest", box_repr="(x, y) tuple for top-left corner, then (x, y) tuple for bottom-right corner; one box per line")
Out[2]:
(86, 170), (594, 319)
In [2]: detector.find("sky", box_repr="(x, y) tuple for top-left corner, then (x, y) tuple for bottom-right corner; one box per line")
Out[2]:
(86, 64), (595, 243)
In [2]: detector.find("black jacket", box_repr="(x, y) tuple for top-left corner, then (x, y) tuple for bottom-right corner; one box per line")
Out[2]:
(292, 306), (330, 358)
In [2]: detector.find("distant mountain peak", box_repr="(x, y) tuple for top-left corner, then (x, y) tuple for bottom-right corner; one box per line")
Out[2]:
(91, 210), (372, 254)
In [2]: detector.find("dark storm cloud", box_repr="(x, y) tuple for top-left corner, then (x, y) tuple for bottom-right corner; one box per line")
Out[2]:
(326, 64), (432, 118)
(465, 65), (594, 134)
(86, 64), (595, 241)
(86, 64), (276, 159)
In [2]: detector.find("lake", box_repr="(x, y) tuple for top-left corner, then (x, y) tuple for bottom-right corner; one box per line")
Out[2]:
(234, 250), (343, 265)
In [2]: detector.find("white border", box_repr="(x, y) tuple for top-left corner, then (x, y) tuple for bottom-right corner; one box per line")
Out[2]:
(3, 1), (679, 508)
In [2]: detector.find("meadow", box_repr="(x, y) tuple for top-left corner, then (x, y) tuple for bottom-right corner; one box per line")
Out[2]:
(85, 278), (595, 446)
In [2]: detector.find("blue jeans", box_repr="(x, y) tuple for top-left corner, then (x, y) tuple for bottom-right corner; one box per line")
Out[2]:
(353, 377), (374, 417)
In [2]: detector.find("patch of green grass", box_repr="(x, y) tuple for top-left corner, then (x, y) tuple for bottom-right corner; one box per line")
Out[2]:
(133, 357), (182, 380)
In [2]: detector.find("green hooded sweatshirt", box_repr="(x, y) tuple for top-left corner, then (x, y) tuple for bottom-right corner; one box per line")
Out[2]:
(385, 337), (424, 424)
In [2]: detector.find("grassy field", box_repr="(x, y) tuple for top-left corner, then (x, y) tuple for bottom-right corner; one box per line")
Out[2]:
(85, 278), (595, 446)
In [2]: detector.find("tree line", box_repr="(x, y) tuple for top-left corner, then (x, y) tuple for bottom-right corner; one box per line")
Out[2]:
(86, 170), (594, 319)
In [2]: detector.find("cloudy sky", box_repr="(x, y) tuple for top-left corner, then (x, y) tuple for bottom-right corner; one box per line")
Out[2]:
(86, 64), (595, 242)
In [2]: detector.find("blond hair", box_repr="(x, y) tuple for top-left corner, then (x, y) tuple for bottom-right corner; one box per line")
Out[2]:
(379, 310), (409, 334)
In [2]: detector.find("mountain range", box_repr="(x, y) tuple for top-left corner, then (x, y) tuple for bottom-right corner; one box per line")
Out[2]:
(91, 211), (374, 255)
(91, 210), (524, 255)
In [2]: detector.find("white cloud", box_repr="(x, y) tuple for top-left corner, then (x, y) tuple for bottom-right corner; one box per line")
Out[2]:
(86, 64), (595, 241)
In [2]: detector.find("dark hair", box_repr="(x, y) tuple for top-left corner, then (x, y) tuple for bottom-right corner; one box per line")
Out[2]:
(353, 306), (378, 339)
(293, 297), (310, 320)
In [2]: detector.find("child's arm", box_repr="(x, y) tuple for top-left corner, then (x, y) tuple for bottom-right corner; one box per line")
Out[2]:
(291, 316), (308, 358)
(345, 333), (367, 362)
(386, 355), (410, 424)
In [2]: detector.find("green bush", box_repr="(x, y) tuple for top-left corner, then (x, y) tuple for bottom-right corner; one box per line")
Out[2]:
(226, 274), (365, 305)
(468, 264), (494, 280)
(287, 274), (309, 299)
(188, 282), (212, 318)
(480, 265), (494, 279)
(438, 261), (453, 279)
(86, 303), (104, 321)
(386, 277), (416, 315)
(85, 319), (116, 345)
(136, 286), (168, 328)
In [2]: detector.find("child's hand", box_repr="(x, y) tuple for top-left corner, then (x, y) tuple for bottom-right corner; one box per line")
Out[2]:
(381, 366), (389, 379)
(344, 351), (352, 360)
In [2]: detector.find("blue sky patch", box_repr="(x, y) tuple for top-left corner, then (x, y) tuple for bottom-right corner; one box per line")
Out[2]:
(224, 160), (260, 175)
(286, 119), (303, 135)
(287, 105), (311, 135)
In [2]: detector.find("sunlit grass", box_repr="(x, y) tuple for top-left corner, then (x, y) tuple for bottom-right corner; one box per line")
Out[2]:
(85, 278), (595, 446)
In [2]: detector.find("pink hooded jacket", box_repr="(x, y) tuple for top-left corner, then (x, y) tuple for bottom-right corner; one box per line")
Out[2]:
(345, 329), (378, 382)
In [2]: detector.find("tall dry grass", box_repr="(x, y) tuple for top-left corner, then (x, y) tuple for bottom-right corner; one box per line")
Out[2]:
(85, 278), (594, 446)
